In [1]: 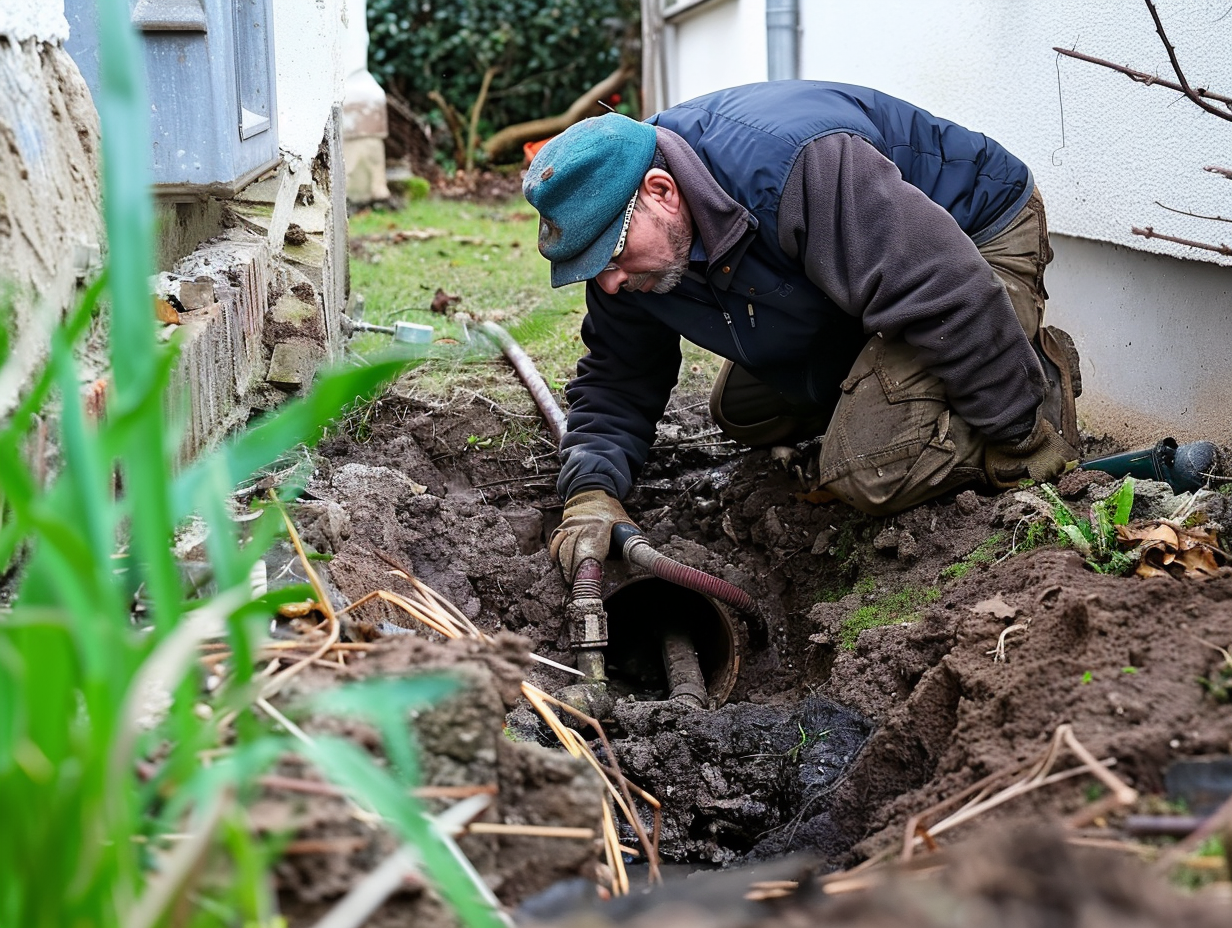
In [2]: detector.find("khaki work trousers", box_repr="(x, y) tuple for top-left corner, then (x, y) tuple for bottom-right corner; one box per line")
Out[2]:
(710, 188), (1054, 516)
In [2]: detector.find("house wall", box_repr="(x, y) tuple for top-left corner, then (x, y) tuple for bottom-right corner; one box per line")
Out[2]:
(649, 0), (1232, 448)
(12, 0), (355, 458)
(662, 0), (767, 106)
(0, 0), (102, 419)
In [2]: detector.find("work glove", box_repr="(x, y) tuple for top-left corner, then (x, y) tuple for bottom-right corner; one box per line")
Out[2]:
(549, 490), (639, 583)
(984, 407), (1080, 489)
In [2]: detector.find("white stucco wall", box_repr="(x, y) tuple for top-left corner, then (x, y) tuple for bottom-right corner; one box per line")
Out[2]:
(271, 0), (348, 162)
(799, 0), (1232, 266)
(665, 0), (767, 105)
(0, 0), (68, 42)
(660, 0), (1232, 266)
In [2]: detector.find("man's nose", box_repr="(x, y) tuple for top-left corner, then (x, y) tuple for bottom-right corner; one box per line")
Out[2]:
(595, 266), (626, 294)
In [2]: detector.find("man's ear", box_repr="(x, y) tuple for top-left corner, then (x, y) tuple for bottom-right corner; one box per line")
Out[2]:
(642, 168), (682, 215)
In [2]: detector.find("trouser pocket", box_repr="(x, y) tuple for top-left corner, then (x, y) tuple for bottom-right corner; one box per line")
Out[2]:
(818, 337), (986, 516)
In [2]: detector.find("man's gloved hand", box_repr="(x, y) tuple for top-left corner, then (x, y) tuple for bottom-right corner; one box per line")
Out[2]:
(984, 407), (1080, 489)
(549, 490), (639, 582)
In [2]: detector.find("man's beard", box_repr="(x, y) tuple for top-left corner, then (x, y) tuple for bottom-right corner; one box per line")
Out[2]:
(624, 211), (692, 294)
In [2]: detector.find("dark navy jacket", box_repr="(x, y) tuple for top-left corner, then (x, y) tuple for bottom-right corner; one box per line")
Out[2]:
(558, 81), (1040, 502)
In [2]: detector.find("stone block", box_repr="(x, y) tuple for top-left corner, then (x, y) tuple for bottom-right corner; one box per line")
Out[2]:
(266, 341), (318, 391)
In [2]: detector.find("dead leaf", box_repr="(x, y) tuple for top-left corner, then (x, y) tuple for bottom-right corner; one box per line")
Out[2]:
(970, 594), (1017, 620)
(1118, 519), (1230, 580)
(278, 600), (320, 619)
(155, 297), (181, 324)
(430, 288), (462, 314)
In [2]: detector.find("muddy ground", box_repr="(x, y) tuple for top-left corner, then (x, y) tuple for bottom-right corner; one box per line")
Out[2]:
(271, 368), (1232, 924)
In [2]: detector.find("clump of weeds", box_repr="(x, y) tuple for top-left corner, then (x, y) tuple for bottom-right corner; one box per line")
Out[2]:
(1035, 477), (1138, 574)
(0, 12), (504, 926)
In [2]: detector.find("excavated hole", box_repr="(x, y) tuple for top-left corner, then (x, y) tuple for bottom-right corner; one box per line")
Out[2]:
(602, 577), (739, 707)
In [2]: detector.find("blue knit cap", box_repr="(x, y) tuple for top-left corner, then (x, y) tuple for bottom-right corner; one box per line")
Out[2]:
(523, 113), (657, 288)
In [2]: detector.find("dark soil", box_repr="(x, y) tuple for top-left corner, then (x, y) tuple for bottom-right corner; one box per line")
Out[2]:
(280, 380), (1232, 924)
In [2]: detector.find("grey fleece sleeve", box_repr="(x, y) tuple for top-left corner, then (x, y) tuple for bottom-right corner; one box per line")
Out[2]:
(556, 282), (683, 501)
(777, 133), (1043, 442)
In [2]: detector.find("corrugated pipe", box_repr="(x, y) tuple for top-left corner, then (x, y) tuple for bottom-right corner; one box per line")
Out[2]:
(482, 321), (757, 615)
(766, 0), (800, 82)
(571, 558), (603, 600)
(612, 524), (755, 614)
(479, 320), (567, 445)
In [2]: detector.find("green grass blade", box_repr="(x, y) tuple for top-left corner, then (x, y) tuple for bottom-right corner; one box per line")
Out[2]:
(305, 736), (506, 928)
(170, 359), (406, 520)
(1112, 476), (1135, 526)
(310, 676), (459, 785)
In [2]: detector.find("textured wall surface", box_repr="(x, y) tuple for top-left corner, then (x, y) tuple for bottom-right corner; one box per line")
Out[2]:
(665, 0), (767, 105)
(272, 0), (347, 163)
(798, 0), (1231, 266)
(0, 15), (102, 417)
(0, 1), (68, 42)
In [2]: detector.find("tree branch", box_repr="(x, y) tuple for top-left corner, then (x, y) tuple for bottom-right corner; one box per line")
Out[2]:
(1132, 225), (1232, 255)
(1143, 0), (1232, 122)
(465, 65), (500, 174)
(481, 64), (635, 162)
(1205, 165), (1232, 180)
(1154, 201), (1232, 223)
(1052, 47), (1232, 111)
(427, 90), (467, 168)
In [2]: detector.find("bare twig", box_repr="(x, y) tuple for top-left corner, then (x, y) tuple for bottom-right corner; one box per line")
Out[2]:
(1144, 0), (1232, 122)
(465, 822), (595, 839)
(1052, 47), (1232, 112)
(1155, 201), (1232, 223)
(1131, 226), (1232, 256)
(1206, 165), (1232, 180)
(521, 683), (662, 884)
(465, 65), (500, 173)
(261, 495), (340, 699)
(898, 724), (1135, 862)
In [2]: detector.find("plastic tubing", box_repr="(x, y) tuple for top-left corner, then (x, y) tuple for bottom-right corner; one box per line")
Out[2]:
(612, 524), (755, 614)
(479, 320), (567, 446)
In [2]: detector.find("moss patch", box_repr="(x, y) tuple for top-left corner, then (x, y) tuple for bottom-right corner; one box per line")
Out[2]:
(940, 531), (1006, 582)
(841, 585), (940, 650)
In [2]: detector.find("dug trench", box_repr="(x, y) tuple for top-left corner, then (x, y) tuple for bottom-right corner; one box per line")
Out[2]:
(274, 375), (1232, 923)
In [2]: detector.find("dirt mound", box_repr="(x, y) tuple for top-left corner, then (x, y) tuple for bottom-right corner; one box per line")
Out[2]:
(524, 827), (1231, 927)
(293, 385), (1232, 921)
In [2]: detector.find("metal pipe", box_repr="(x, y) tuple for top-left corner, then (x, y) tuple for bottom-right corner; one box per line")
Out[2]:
(662, 628), (706, 707)
(766, 0), (800, 82)
(568, 558), (608, 683)
(611, 524), (755, 614)
(478, 320), (567, 445)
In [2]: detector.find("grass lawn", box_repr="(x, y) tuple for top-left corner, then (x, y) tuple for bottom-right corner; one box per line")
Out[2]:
(346, 193), (722, 408)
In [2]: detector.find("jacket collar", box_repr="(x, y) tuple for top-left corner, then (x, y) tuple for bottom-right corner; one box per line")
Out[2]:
(654, 126), (758, 291)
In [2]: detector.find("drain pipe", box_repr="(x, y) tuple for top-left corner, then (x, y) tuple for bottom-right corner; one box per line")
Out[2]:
(612, 524), (755, 614)
(766, 0), (800, 82)
(479, 320), (566, 445)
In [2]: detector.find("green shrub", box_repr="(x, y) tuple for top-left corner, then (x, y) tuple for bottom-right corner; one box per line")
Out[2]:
(369, 0), (639, 162)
